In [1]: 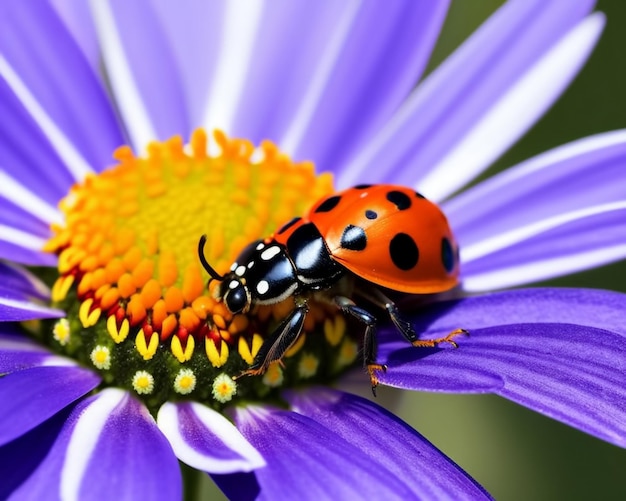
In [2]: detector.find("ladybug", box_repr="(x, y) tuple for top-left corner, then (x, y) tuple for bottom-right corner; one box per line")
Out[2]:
(198, 184), (465, 393)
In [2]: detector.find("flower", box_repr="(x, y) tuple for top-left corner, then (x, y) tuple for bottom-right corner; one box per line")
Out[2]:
(1, 1), (625, 499)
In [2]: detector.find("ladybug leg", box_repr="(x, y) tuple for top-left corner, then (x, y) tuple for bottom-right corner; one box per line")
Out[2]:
(368, 288), (469, 349)
(235, 302), (309, 379)
(333, 296), (386, 396)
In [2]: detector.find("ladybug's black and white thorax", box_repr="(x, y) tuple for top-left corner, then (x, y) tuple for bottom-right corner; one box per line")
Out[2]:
(218, 222), (345, 311)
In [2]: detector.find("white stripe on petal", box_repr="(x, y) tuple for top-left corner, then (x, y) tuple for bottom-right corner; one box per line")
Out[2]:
(90, 0), (157, 152)
(0, 296), (63, 317)
(0, 296), (62, 317)
(201, 0), (264, 136)
(0, 56), (93, 181)
(0, 224), (47, 250)
(279, 0), (361, 155)
(419, 13), (605, 202)
(0, 171), (62, 224)
(461, 201), (626, 263)
(443, 128), (626, 216)
(463, 245), (626, 292)
(60, 388), (127, 501)
(157, 401), (265, 473)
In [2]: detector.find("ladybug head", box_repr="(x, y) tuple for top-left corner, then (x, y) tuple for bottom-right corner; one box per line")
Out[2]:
(197, 235), (252, 314)
(220, 278), (251, 314)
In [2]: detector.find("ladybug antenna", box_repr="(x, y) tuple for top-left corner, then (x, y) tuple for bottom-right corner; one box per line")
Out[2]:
(198, 235), (225, 281)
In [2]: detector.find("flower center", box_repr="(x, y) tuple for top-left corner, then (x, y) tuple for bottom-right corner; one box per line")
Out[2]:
(39, 129), (358, 412)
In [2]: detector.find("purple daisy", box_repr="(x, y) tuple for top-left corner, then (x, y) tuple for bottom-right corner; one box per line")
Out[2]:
(1, 1), (625, 499)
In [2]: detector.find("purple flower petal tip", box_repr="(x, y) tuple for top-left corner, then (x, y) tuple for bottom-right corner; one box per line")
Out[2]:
(157, 401), (265, 474)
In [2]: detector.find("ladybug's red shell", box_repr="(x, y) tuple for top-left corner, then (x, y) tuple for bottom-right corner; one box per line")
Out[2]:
(274, 184), (460, 294)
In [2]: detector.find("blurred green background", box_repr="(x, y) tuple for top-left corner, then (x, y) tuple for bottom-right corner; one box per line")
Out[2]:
(401, 1), (626, 500)
(201, 1), (626, 499)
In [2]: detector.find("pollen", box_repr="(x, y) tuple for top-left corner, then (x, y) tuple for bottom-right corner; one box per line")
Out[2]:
(298, 353), (319, 379)
(212, 373), (237, 403)
(132, 371), (155, 395)
(174, 369), (197, 395)
(90, 345), (111, 370)
(262, 363), (284, 388)
(52, 318), (71, 346)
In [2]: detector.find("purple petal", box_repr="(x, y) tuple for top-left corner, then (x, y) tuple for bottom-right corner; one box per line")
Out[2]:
(226, 405), (434, 499)
(0, 294), (63, 321)
(97, 0), (190, 144)
(285, 388), (491, 499)
(339, 0), (599, 195)
(0, 401), (72, 499)
(0, 329), (63, 373)
(0, 238), (56, 267)
(445, 130), (626, 247)
(0, 262), (50, 301)
(232, 0), (449, 174)
(150, 0), (227, 127)
(0, 1), (124, 174)
(376, 289), (626, 447)
(460, 203), (626, 290)
(0, 196), (54, 239)
(8, 389), (182, 501)
(0, 77), (76, 204)
(157, 401), (265, 474)
(0, 365), (100, 446)
(397, 288), (626, 338)
(49, 0), (100, 71)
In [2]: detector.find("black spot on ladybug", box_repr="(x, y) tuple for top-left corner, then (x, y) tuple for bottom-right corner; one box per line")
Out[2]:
(389, 233), (419, 270)
(277, 217), (301, 235)
(314, 195), (341, 213)
(340, 225), (367, 251)
(415, 191), (425, 199)
(354, 184), (372, 190)
(365, 210), (377, 220)
(441, 237), (455, 273)
(386, 190), (412, 210)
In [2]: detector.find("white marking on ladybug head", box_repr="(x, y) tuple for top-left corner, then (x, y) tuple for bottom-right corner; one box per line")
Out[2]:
(235, 265), (246, 277)
(230, 262), (238, 271)
(260, 245), (281, 261)
(229, 280), (239, 290)
(256, 242), (265, 251)
(256, 280), (269, 295)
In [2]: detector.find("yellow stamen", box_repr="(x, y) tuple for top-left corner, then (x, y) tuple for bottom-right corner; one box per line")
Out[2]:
(324, 314), (346, 347)
(171, 334), (194, 363)
(78, 298), (101, 328)
(107, 315), (129, 344)
(238, 333), (264, 365)
(136, 328), (159, 360)
(337, 338), (359, 370)
(51, 275), (74, 302)
(205, 338), (229, 368)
